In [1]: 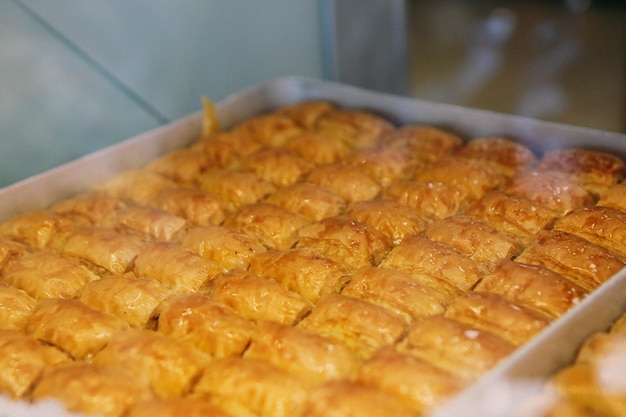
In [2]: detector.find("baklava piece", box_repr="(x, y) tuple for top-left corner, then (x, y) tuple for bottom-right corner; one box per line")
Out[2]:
(598, 181), (626, 212)
(32, 362), (153, 417)
(79, 273), (171, 328)
(444, 292), (550, 346)
(304, 163), (381, 203)
(342, 266), (448, 325)
(297, 294), (407, 360)
(244, 320), (358, 384)
(536, 148), (626, 197)
(105, 205), (187, 242)
(191, 131), (261, 170)
(379, 125), (464, 163)
(379, 234), (482, 293)
(51, 192), (126, 226)
(285, 131), (352, 165)
(296, 216), (392, 270)
(97, 169), (177, 207)
(475, 260), (588, 319)
(154, 293), (254, 358)
(504, 171), (593, 215)
(358, 346), (467, 414)
(273, 100), (335, 129)
(62, 227), (145, 275)
(134, 242), (225, 294)
(2, 250), (98, 299)
(313, 108), (395, 149)
(232, 113), (305, 147)
(345, 199), (427, 245)
(146, 148), (208, 185)
(0, 330), (69, 399)
(415, 155), (506, 201)
(426, 215), (521, 271)
(466, 191), (559, 247)
(0, 237), (26, 273)
(299, 379), (419, 417)
(241, 147), (313, 188)
(248, 248), (351, 303)
(263, 182), (347, 222)
(207, 270), (313, 325)
(346, 146), (421, 186)
(93, 329), (208, 398)
(553, 206), (626, 261)
(515, 230), (625, 292)
(125, 397), (234, 417)
(198, 169), (276, 209)
(25, 298), (129, 359)
(151, 186), (227, 227)
(0, 210), (74, 251)
(181, 226), (267, 270)
(455, 136), (537, 177)
(383, 180), (470, 222)
(0, 283), (36, 331)
(398, 315), (516, 381)
(192, 357), (309, 417)
(222, 202), (309, 250)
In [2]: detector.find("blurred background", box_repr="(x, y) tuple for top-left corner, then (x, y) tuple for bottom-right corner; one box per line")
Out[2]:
(1, 0), (624, 188)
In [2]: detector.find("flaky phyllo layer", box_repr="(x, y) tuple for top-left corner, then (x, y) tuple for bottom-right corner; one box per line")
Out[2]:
(1, 99), (626, 417)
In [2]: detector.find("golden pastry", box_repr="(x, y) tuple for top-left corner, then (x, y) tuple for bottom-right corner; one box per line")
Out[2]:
(232, 113), (304, 147)
(304, 163), (381, 202)
(97, 169), (177, 206)
(2, 250), (99, 299)
(379, 125), (463, 163)
(248, 248), (351, 302)
(0, 330), (69, 398)
(93, 328), (208, 398)
(598, 181), (626, 213)
(475, 260), (588, 319)
(455, 136), (537, 177)
(379, 234), (481, 293)
(515, 230), (625, 292)
(553, 206), (626, 261)
(146, 148), (209, 184)
(504, 171), (593, 215)
(207, 270), (313, 325)
(297, 294), (407, 360)
(358, 346), (467, 414)
(296, 216), (392, 270)
(198, 169), (276, 209)
(62, 227), (145, 275)
(241, 147), (313, 187)
(0, 210), (74, 251)
(191, 130), (261, 170)
(154, 293), (254, 358)
(222, 202), (309, 250)
(0, 237), (26, 273)
(263, 182), (347, 222)
(398, 315), (516, 381)
(426, 215), (521, 270)
(314, 108), (395, 149)
(415, 155), (506, 201)
(341, 266), (448, 325)
(345, 199), (427, 245)
(134, 242), (225, 294)
(285, 131), (353, 165)
(51, 192), (126, 226)
(383, 180), (470, 222)
(32, 362), (153, 417)
(192, 357), (309, 417)
(466, 190), (559, 247)
(150, 186), (227, 226)
(25, 298), (129, 359)
(181, 225), (267, 270)
(79, 273), (171, 328)
(536, 148), (626, 196)
(346, 145), (420, 186)
(244, 320), (358, 384)
(273, 100), (335, 129)
(444, 292), (551, 346)
(124, 397), (234, 417)
(0, 282), (36, 331)
(106, 205), (187, 242)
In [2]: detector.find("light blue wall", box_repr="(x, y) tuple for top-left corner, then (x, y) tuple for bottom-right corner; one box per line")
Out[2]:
(0, 1), (323, 188)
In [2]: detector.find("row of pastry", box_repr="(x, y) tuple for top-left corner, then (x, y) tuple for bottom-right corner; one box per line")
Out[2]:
(0, 100), (625, 417)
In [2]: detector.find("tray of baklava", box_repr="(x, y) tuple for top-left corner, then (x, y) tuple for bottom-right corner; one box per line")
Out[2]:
(1, 77), (626, 417)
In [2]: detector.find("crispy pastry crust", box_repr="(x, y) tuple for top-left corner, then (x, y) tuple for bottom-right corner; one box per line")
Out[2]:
(241, 147), (313, 188)
(274, 100), (336, 129)
(598, 181), (626, 212)
(0, 210), (74, 251)
(198, 169), (276, 209)
(285, 131), (353, 165)
(232, 113), (305, 147)
(264, 182), (347, 222)
(150, 186), (227, 226)
(125, 397), (234, 417)
(314, 108), (395, 149)
(346, 146), (421, 186)
(383, 180), (470, 221)
(0, 282), (36, 331)
(304, 163), (381, 203)
(455, 136), (537, 177)
(379, 125), (463, 163)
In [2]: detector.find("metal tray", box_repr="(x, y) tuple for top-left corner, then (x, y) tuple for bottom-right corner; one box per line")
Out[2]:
(2, 76), (626, 416)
